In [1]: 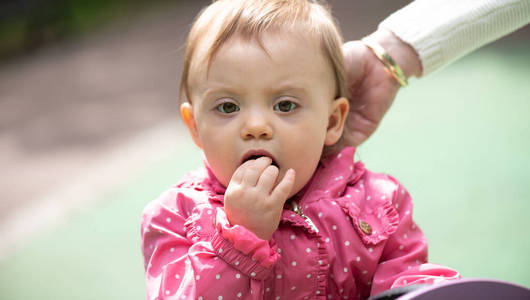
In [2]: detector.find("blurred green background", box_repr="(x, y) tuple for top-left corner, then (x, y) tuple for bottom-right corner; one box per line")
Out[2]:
(0, 0), (528, 299)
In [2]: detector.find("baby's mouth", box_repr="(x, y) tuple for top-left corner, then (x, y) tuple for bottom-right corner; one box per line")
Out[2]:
(244, 155), (279, 168)
(241, 150), (279, 168)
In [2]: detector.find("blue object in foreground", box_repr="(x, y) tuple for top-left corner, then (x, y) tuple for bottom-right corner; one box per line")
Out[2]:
(369, 279), (530, 300)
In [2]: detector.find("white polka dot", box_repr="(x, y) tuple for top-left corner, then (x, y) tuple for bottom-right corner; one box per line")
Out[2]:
(377, 213), (381, 219)
(198, 297), (203, 300)
(305, 205), (309, 209)
(332, 225), (337, 230)
(395, 203), (399, 209)
(207, 210), (212, 215)
(276, 297), (281, 300)
(251, 272), (256, 277)
(345, 241), (350, 246)
(306, 273), (311, 278)
(344, 267), (348, 272)
(237, 292), (242, 298)
(277, 248), (282, 253)
(404, 234), (408, 239)
(290, 234), (295, 240)
(306, 248), (311, 253)
(236, 273), (241, 279)
(318, 260), (323, 265)
(292, 261), (297, 266)
(349, 165), (353, 171)
(399, 245), (404, 250)
(325, 237), (330, 243)
(216, 274), (221, 279)
(175, 274), (180, 279)
(166, 218), (171, 223)
(291, 213), (296, 218)
(316, 291), (321, 295)
(362, 270), (368, 274)
(356, 256), (361, 262)
(235, 261), (240, 266)
(214, 257), (219, 260)
(149, 244), (154, 250)
(165, 290), (170, 295)
(346, 194), (351, 198)
(318, 212), (323, 218)
(368, 247), (373, 252)
(218, 296), (223, 300)
(405, 211), (410, 215)
(381, 195), (386, 200)
(196, 275), (200, 280)
(366, 196), (371, 201)
(338, 153), (342, 158)
(181, 295), (186, 299)
(218, 248), (223, 253)
(291, 286), (296, 290)
(170, 248), (175, 252)
(197, 226), (202, 231)
(401, 189), (405, 194)
(355, 189), (359, 193)
(266, 288), (270, 292)
(331, 201), (337, 205)
(277, 274), (282, 279)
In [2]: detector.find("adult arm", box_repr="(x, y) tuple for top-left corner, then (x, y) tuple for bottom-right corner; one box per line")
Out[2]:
(344, 0), (530, 146)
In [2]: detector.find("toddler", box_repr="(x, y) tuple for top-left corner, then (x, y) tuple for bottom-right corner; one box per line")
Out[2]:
(141, 0), (460, 299)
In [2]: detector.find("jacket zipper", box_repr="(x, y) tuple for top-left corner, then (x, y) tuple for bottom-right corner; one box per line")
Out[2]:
(292, 202), (319, 233)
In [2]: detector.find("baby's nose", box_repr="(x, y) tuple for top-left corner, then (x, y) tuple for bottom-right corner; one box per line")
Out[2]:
(241, 114), (273, 140)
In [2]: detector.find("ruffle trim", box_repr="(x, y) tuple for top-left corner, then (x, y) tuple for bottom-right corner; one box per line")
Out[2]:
(212, 208), (280, 276)
(339, 196), (399, 245)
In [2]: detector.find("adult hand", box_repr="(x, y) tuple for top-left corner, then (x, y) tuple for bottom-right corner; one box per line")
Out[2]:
(224, 156), (295, 241)
(342, 29), (422, 146)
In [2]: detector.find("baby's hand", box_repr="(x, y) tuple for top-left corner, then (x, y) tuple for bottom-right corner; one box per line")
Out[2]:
(224, 157), (295, 241)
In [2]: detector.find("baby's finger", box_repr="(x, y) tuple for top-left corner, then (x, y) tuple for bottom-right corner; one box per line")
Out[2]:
(256, 165), (280, 194)
(230, 163), (245, 184)
(270, 168), (295, 204)
(241, 156), (272, 186)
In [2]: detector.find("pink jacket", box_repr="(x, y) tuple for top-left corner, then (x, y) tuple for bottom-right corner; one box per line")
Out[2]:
(141, 147), (460, 300)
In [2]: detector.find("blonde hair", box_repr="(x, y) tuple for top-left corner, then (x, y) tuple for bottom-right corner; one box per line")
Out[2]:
(179, 0), (348, 104)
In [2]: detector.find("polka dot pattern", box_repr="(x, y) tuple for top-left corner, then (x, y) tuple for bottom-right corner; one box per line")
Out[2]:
(140, 147), (459, 300)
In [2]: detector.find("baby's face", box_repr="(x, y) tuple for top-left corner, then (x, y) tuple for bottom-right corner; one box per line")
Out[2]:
(183, 31), (347, 197)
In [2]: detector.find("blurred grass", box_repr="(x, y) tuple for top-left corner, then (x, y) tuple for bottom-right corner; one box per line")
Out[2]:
(0, 45), (529, 298)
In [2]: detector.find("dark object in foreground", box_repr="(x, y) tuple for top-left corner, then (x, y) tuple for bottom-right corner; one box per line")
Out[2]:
(369, 279), (530, 300)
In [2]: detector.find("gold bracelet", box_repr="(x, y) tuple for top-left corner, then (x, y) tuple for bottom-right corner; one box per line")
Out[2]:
(361, 37), (408, 87)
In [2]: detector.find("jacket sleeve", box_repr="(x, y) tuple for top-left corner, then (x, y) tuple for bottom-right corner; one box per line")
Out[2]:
(140, 188), (280, 300)
(370, 179), (460, 296)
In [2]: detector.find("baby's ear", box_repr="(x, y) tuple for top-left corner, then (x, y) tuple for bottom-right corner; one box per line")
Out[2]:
(324, 97), (349, 146)
(180, 102), (202, 149)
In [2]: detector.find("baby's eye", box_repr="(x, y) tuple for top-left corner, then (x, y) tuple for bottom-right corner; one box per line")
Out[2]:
(274, 100), (297, 112)
(216, 102), (240, 114)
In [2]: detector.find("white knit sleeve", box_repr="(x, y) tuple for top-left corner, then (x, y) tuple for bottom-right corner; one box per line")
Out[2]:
(379, 0), (530, 75)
